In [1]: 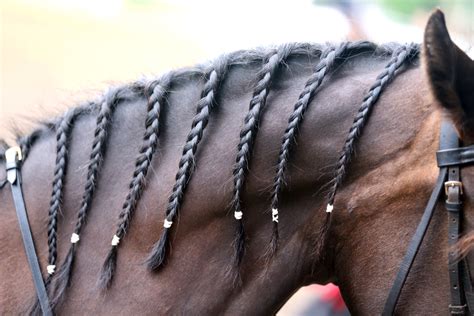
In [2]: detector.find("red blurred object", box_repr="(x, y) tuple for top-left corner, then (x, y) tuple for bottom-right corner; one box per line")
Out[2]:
(313, 283), (347, 312)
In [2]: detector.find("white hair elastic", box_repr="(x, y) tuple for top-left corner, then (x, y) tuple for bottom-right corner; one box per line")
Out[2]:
(326, 204), (334, 213)
(272, 208), (279, 223)
(70, 233), (80, 243)
(234, 211), (243, 220)
(111, 234), (120, 246)
(163, 219), (173, 228)
(47, 265), (56, 275)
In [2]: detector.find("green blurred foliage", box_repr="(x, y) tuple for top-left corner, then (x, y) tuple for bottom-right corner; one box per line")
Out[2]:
(314, 0), (473, 23)
(379, 0), (440, 18)
(376, 0), (472, 23)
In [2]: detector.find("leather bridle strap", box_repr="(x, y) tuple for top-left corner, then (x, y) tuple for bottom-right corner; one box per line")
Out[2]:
(5, 147), (53, 316)
(446, 163), (466, 314)
(381, 166), (447, 315)
(437, 145), (474, 167)
(382, 122), (456, 315)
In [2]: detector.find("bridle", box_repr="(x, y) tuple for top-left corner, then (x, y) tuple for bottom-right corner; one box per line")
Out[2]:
(3, 122), (474, 315)
(383, 121), (474, 315)
(4, 147), (53, 316)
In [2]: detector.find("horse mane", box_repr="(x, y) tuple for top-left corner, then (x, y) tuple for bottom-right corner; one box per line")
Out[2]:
(456, 233), (474, 258)
(4, 41), (422, 313)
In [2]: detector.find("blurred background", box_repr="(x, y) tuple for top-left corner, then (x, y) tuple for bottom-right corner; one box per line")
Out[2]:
(0, 0), (473, 314)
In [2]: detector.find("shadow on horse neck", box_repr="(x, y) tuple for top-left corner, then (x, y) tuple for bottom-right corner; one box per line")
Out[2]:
(2, 11), (474, 314)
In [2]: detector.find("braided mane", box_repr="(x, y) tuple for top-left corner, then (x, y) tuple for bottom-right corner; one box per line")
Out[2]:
(5, 41), (420, 312)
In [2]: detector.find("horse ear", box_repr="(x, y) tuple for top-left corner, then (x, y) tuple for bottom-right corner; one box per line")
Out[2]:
(424, 9), (474, 136)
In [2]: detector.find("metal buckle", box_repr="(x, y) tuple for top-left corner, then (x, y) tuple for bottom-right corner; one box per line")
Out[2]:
(5, 146), (23, 163)
(445, 181), (463, 196)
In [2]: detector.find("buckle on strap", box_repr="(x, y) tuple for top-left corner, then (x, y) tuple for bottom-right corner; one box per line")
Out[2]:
(449, 304), (467, 315)
(5, 146), (23, 184)
(445, 181), (463, 196)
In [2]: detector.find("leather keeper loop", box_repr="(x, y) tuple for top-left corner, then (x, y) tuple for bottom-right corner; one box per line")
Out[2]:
(446, 202), (462, 212)
(449, 304), (467, 315)
(5, 161), (19, 171)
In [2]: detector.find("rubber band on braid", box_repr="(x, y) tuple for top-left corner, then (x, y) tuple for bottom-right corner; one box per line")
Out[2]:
(49, 88), (123, 308)
(267, 43), (349, 256)
(230, 45), (297, 273)
(326, 43), (419, 212)
(46, 108), (78, 279)
(146, 56), (231, 271)
(99, 73), (173, 289)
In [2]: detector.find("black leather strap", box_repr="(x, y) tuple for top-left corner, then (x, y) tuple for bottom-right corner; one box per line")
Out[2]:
(437, 145), (474, 167)
(6, 148), (52, 316)
(446, 165), (466, 315)
(382, 167), (447, 315)
(382, 122), (458, 315)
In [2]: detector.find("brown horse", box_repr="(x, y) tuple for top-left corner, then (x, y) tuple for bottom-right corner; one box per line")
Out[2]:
(1, 9), (473, 315)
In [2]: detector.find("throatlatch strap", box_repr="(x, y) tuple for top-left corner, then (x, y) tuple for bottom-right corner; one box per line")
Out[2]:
(5, 147), (53, 316)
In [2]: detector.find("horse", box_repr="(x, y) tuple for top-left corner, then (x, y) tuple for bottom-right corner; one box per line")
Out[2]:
(1, 9), (473, 315)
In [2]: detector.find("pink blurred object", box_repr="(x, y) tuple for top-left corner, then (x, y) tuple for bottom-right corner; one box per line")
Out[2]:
(278, 283), (349, 316)
(311, 283), (348, 312)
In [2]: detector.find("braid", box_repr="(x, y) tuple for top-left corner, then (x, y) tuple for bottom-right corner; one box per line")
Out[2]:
(50, 89), (121, 307)
(230, 46), (295, 272)
(0, 139), (8, 158)
(146, 57), (231, 271)
(268, 43), (349, 255)
(99, 73), (173, 289)
(0, 140), (9, 188)
(326, 43), (418, 210)
(18, 127), (49, 160)
(46, 109), (78, 278)
(28, 113), (76, 315)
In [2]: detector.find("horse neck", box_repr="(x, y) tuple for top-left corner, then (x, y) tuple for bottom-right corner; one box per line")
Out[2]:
(327, 68), (448, 313)
(0, 48), (428, 314)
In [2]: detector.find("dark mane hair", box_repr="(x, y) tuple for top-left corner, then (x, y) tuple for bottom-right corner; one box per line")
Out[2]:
(2, 41), (421, 313)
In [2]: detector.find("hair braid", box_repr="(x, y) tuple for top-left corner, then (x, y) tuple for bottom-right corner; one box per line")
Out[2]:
(146, 58), (231, 271)
(326, 43), (418, 210)
(268, 43), (349, 255)
(46, 109), (78, 278)
(0, 140), (9, 189)
(50, 89), (122, 307)
(18, 128), (49, 161)
(230, 46), (295, 272)
(0, 139), (8, 156)
(28, 110), (78, 315)
(99, 73), (173, 289)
